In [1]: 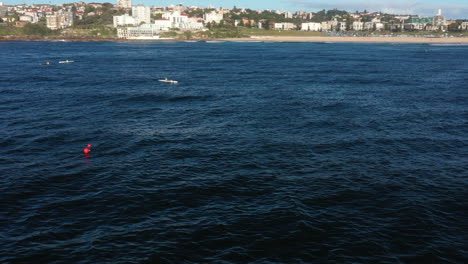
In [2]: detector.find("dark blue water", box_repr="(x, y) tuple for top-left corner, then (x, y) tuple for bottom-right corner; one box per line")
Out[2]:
(1, 41), (467, 263)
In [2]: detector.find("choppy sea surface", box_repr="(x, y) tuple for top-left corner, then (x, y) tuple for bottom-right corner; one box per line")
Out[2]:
(1, 41), (467, 263)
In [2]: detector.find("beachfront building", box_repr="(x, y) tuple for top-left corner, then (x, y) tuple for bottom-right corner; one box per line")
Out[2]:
(180, 18), (204, 30)
(375, 23), (385, 31)
(462, 22), (468, 31)
(132, 5), (150, 25)
(433, 9), (446, 26)
(352, 21), (364, 31)
(117, 24), (159, 39)
(301, 22), (321, 31)
(163, 11), (187, 24)
(153, 18), (172, 31)
(46, 11), (73, 29)
(274, 22), (295, 30)
(203, 11), (223, 24)
(113, 5), (150, 27)
(406, 16), (432, 31)
(363, 22), (385, 31)
(328, 19), (339, 31)
(117, 0), (131, 9)
(113, 14), (136, 27)
(340, 22), (347, 31)
(409, 16), (432, 24)
(160, 11), (204, 30)
(364, 22), (374, 31)
(321, 22), (331, 31)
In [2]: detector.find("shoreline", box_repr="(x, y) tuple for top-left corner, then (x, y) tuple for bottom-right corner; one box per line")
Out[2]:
(2, 35), (468, 44)
(224, 36), (468, 43)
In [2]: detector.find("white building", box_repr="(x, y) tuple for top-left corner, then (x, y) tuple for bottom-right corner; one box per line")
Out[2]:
(412, 23), (427, 31)
(274, 22), (295, 30)
(160, 11), (203, 30)
(117, 24), (159, 39)
(364, 22), (374, 31)
(284, 11), (293, 19)
(433, 9), (446, 26)
(0, 3), (6, 18)
(352, 21), (364, 31)
(328, 19), (339, 31)
(321, 21), (331, 31)
(203, 11), (223, 24)
(24, 11), (39, 23)
(340, 22), (347, 31)
(461, 22), (468, 30)
(46, 11), (74, 29)
(117, 0), (131, 9)
(153, 19), (172, 31)
(132, 5), (151, 25)
(163, 11), (188, 24)
(301, 22), (322, 31)
(19, 15), (33, 22)
(375, 23), (384, 31)
(113, 14), (136, 27)
(179, 19), (204, 30)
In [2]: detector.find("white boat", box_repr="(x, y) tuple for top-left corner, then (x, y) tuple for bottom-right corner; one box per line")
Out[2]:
(159, 78), (178, 84)
(59, 60), (74, 63)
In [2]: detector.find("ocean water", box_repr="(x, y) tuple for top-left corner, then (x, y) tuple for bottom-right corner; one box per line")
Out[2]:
(0, 41), (467, 263)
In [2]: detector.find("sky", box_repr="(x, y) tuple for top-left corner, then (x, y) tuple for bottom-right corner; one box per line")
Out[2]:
(5, 0), (468, 18)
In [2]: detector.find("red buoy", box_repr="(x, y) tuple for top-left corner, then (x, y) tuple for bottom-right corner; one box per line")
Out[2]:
(83, 148), (91, 154)
(87, 144), (92, 149)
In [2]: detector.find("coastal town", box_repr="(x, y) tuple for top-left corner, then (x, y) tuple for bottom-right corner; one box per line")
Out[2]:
(1, 0), (468, 40)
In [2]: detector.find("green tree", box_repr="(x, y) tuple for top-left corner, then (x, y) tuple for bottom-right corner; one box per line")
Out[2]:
(102, 3), (113, 9)
(151, 13), (162, 20)
(22, 23), (53, 36)
(37, 17), (47, 27)
(384, 23), (391, 31)
(85, 5), (96, 14)
(448, 22), (460, 32)
(183, 30), (192, 39)
(187, 8), (204, 18)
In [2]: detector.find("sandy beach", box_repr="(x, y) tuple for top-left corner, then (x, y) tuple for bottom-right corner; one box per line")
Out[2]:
(224, 36), (468, 44)
(2, 35), (468, 43)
